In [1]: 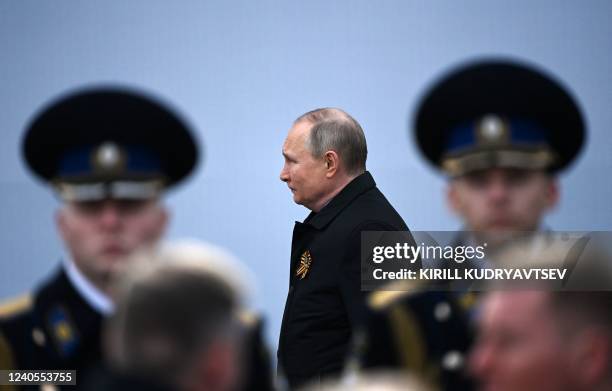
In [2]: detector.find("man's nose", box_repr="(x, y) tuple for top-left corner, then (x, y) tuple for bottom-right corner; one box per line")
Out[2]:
(98, 202), (122, 229)
(280, 165), (289, 182)
(487, 179), (510, 203)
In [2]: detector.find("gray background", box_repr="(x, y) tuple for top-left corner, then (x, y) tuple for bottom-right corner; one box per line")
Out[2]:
(1, 1), (611, 350)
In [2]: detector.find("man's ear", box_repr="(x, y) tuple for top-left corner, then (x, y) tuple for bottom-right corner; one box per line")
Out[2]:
(545, 177), (560, 211)
(55, 207), (69, 242)
(446, 180), (462, 215)
(156, 205), (170, 239)
(324, 151), (340, 178)
(569, 330), (611, 388)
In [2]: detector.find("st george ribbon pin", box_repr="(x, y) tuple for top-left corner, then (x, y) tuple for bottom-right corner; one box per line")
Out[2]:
(296, 250), (312, 280)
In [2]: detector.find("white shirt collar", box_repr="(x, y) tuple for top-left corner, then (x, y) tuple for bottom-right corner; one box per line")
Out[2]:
(63, 256), (114, 316)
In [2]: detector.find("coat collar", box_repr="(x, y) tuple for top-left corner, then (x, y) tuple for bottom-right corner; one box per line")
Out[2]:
(63, 256), (114, 315)
(302, 171), (375, 230)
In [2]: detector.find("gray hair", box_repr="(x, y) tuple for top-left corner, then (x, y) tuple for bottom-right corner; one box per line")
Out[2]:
(300, 371), (433, 391)
(107, 241), (246, 387)
(296, 108), (367, 175)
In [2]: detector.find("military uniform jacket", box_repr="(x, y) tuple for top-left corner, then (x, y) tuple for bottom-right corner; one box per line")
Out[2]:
(357, 289), (475, 391)
(0, 269), (275, 391)
(278, 171), (409, 388)
(0, 268), (103, 390)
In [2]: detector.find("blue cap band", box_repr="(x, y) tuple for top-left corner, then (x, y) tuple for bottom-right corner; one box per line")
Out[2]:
(58, 144), (161, 178)
(445, 118), (548, 154)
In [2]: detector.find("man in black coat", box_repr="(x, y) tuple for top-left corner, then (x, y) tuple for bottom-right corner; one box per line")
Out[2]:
(355, 58), (587, 391)
(278, 108), (411, 389)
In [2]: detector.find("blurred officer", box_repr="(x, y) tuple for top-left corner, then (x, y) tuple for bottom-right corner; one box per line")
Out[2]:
(414, 59), (585, 245)
(278, 108), (410, 389)
(0, 87), (273, 391)
(0, 87), (198, 390)
(355, 59), (586, 391)
(88, 240), (254, 391)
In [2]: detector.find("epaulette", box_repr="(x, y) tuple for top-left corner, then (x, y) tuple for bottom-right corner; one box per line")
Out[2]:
(0, 294), (33, 319)
(367, 280), (426, 310)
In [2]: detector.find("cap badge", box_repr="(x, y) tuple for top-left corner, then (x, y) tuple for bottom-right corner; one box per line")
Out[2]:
(93, 142), (124, 172)
(477, 114), (507, 143)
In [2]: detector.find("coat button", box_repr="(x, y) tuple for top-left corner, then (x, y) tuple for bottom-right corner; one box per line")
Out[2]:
(32, 328), (46, 346)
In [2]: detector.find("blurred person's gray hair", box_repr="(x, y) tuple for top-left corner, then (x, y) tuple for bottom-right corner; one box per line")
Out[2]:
(106, 240), (250, 387)
(298, 371), (435, 391)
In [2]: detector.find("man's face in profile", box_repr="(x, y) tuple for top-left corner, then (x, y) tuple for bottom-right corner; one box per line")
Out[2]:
(280, 120), (329, 211)
(469, 291), (576, 391)
(447, 168), (558, 241)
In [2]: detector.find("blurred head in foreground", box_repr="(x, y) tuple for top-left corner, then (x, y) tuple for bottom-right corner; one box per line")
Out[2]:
(469, 241), (612, 391)
(104, 241), (250, 391)
(298, 372), (434, 391)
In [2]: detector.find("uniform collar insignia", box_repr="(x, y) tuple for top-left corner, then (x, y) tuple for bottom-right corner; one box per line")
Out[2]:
(48, 306), (80, 357)
(296, 250), (313, 280)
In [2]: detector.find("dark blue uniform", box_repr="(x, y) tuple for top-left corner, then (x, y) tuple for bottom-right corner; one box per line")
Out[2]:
(0, 268), (103, 390)
(356, 287), (477, 391)
(2, 86), (274, 391)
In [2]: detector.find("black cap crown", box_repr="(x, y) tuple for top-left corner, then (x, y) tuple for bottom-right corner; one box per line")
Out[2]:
(22, 86), (199, 200)
(414, 59), (585, 176)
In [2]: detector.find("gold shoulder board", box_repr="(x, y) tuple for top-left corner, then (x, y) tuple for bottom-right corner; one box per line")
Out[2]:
(0, 294), (33, 319)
